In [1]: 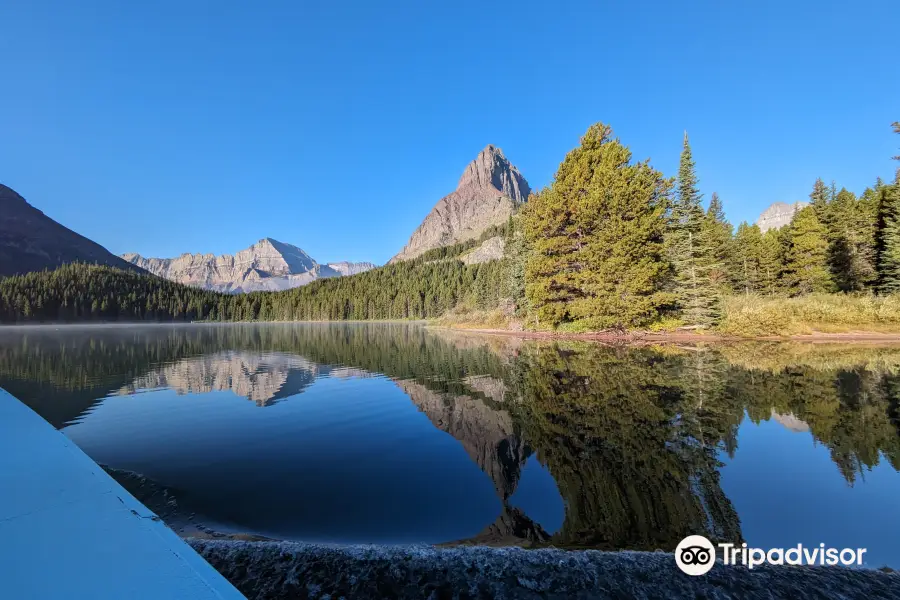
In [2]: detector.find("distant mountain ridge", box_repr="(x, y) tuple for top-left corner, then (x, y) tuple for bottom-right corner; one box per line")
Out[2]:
(390, 145), (530, 263)
(0, 183), (143, 278)
(122, 238), (375, 293)
(756, 201), (808, 232)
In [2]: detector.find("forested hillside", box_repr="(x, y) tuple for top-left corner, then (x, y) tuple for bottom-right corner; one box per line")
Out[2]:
(0, 255), (507, 323)
(1, 121), (898, 331)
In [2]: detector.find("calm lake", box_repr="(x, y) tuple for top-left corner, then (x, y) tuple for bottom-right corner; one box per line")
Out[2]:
(2, 323), (899, 567)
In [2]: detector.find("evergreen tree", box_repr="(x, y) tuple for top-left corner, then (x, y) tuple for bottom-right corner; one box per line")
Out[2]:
(784, 207), (834, 295)
(670, 132), (717, 327)
(759, 229), (786, 295)
(809, 178), (832, 226)
(829, 188), (877, 291)
(877, 171), (900, 293)
(730, 223), (762, 294)
(503, 215), (528, 315)
(699, 192), (734, 293)
(522, 123), (674, 330)
(893, 121), (899, 161)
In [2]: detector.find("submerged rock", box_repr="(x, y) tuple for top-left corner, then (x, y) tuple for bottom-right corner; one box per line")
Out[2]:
(190, 539), (900, 600)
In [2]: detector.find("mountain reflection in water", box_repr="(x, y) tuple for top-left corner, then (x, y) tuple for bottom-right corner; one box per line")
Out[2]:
(0, 324), (898, 566)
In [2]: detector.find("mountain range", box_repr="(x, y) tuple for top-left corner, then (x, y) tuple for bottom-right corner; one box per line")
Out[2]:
(122, 239), (376, 294)
(0, 184), (142, 278)
(2, 145), (802, 289)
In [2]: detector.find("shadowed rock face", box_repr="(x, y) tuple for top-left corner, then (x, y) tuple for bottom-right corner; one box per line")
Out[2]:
(756, 201), (808, 232)
(444, 504), (551, 548)
(395, 379), (528, 501)
(122, 238), (375, 293)
(0, 184), (143, 277)
(390, 146), (529, 263)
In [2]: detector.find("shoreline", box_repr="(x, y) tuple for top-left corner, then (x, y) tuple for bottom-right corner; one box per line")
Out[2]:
(430, 325), (900, 343)
(4, 319), (900, 343)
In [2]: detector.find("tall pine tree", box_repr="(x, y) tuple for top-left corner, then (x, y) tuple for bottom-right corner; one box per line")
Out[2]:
(809, 178), (831, 225)
(784, 207), (834, 295)
(522, 123), (674, 330)
(877, 171), (900, 293)
(875, 122), (900, 293)
(730, 223), (762, 294)
(759, 229), (786, 295)
(670, 132), (718, 327)
(893, 121), (899, 161)
(829, 187), (877, 291)
(699, 192), (734, 293)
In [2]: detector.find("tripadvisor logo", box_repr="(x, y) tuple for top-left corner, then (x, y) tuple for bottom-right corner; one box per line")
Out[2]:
(674, 535), (868, 576)
(675, 535), (716, 575)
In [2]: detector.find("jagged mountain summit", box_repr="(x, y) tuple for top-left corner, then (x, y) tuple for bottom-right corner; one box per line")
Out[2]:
(0, 183), (143, 277)
(122, 238), (375, 293)
(756, 201), (808, 232)
(389, 145), (530, 263)
(326, 261), (378, 276)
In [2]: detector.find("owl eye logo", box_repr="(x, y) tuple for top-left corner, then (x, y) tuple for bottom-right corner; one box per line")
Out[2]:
(680, 546), (712, 565)
(675, 535), (716, 575)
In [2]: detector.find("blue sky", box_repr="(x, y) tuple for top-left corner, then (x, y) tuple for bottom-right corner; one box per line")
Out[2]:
(1, 1), (898, 265)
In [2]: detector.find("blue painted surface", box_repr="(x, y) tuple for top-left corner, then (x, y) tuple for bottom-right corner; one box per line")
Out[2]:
(0, 389), (244, 600)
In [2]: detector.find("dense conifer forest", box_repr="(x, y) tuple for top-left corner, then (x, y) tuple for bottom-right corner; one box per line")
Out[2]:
(1, 121), (898, 331)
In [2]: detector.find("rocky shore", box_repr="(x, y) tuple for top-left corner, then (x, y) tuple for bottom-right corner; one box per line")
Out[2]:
(190, 539), (900, 600)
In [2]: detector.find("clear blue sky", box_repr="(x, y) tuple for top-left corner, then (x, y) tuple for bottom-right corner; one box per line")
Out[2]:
(1, 1), (898, 265)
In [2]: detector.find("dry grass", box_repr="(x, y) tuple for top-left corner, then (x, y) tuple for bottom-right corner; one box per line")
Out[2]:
(717, 293), (900, 336)
(434, 307), (519, 331)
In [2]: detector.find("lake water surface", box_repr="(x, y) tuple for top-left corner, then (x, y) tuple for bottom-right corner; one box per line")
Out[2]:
(2, 323), (899, 567)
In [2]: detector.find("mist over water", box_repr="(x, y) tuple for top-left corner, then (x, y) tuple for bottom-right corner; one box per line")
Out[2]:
(1, 323), (898, 567)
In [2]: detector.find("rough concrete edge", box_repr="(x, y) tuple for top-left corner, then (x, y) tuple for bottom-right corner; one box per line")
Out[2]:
(190, 539), (900, 600)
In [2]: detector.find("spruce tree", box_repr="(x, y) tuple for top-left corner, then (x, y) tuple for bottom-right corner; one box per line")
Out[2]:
(522, 123), (674, 329)
(829, 188), (876, 291)
(877, 171), (900, 293)
(730, 223), (762, 294)
(784, 207), (834, 295)
(877, 122), (900, 292)
(809, 178), (831, 226)
(759, 229), (786, 295)
(670, 132), (717, 327)
(503, 215), (528, 315)
(893, 121), (899, 161)
(699, 192), (734, 293)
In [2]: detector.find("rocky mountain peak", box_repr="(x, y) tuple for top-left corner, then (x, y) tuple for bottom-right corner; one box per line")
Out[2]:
(122, 238), (374, 293)
(456, 145), (530, 203)
(390, 145), (530, 263)
(249, 238), (316, 273)
(756, 201), (808, 232)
